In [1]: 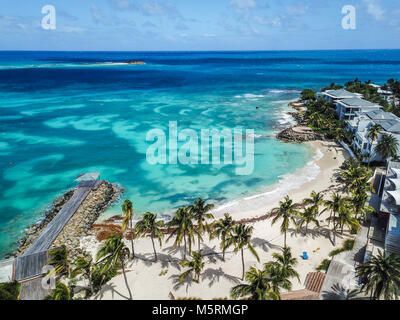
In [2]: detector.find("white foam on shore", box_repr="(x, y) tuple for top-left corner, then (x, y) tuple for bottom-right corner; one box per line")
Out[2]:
(211, 147), (324, 216)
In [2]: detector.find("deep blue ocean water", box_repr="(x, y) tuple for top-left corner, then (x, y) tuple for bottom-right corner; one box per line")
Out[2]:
(0, 50), (400, 258)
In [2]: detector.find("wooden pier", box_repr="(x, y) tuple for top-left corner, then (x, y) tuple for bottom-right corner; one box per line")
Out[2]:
(11, 174), (101, 299)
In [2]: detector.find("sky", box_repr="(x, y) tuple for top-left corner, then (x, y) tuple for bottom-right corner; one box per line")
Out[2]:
(0, 0), (399, 51)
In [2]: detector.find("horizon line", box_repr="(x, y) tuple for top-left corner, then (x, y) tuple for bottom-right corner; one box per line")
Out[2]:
(1, 48), (400, 53)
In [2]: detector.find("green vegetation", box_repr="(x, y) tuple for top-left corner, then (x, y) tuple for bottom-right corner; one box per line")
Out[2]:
(96, 234), (132, 300)
(301, 89), (316, 101)
(316, 259), (331, 272)
(190, 198), (214, 253)
(356, 250), (400, 300)
(225, 223), (259, 280)
(179, 251), (204, 283)
(328, 239), (355, 257)
(122, 199), (135, 260)
(210, 213), (235, 261)
(0, 281), (21, 300)
(44, 282), (71, 300)
(270, 196), (300, 247)
(375, 133), (399, 164)
(135, 212), (165, 262)
(345, 78), (389, 109)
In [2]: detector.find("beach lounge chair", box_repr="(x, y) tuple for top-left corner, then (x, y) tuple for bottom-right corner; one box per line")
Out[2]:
(302, 251), (309, 260)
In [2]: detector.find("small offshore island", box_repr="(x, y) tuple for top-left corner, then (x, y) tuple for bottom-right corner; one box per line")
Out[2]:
(1, 78), (400, 301)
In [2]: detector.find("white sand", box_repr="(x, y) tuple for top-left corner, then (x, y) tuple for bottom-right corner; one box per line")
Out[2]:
(88, 140), (350, 300)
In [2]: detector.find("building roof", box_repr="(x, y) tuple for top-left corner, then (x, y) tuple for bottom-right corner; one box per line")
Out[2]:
(324, 89), (361, 99)
(305, 272), (326, 293)
(380, 162), (400, 215)
(280, 289), (320, 300)
(377, 120), (400, 133)
(339, 98), (380, 107)
(365, 109), (399, 121)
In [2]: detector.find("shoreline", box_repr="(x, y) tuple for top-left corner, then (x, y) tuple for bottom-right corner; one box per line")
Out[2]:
(87, 138), (351, 300)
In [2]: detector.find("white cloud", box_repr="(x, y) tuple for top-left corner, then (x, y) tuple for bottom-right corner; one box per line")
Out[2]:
(363, 0), (385, 21)
(285, 4), (308, 16)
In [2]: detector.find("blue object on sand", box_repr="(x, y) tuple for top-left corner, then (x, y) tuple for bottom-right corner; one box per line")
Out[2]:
(302, 251), (309, 260)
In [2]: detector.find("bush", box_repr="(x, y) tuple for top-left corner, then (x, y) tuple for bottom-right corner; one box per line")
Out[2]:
(0, 281), (21, 300)
(316, 259), (331, 272)
(301, 89), (316, 101)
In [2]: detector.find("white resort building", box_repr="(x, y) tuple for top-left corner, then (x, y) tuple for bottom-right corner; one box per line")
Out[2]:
(346, 109), (400, 162)
(317, 89), (363, 102)
(336, 98), (382, 120)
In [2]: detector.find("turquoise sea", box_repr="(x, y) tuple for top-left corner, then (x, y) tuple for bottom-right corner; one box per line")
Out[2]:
(0, 50), (400, 258)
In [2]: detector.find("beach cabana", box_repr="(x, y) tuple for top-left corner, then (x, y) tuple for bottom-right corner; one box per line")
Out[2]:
(388, 178), (400, 190)
(387, 190), (400, 205)
(391, 168), (400, 178)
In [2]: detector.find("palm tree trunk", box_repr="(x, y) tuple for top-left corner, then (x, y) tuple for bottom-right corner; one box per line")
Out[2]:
(151, 236), (157, 262)
(183, 233), (187, 260)
(241, 248), (245, 280)
(284, 230), (287, 247)
(198, 235), (201, 253)
(121, 260), (132, 300)
(222, 234), (226, 261)
(129, 218), (134, 260)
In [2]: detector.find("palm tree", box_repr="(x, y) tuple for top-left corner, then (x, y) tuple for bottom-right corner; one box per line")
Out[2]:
(48, 245), (69, 277)
(210, 213), (235, 261)
(190, 198), (214, 253)
(134, 212), (165, 262)
(299, 207), (320, 235)
(167, 206), (198, 260)
(303, 190), (325, 215)
(334, 204), (360, 235)
(96, 234), (132, 300)
(325, 192), (348, 245)
(349, 188), (375, 221)
(356, 250), (400, 300)
(340, 165), (369, 193)
(71, 255), (94, 294)
(44, 282), (71, 300)
(367, 124), (382, 167)
(264, 246), (300, 295)
(270, 196), (300, 247)
(225, 223), (259, 280)
(230, 267), (279, 300)
(122, 200), (135, 260)
(179, 251), (205, 283)
(375, 133), (399, 164)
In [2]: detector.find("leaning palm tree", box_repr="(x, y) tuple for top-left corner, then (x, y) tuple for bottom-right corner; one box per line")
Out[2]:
(298, 207), (320, 235)
(96, 234), (132, 300)
(325, 192), (348, 245)
(367, 124), (382, 167)
(179, 251), (205, 283)
(225, 223), (259, 280)
(122, 200), (135, 260)
(190, 198), (214, 253)
(48, 245), (69, 277)
(270, 196), (300, 247)
(230, 267), (279, 300)
(71, 255), (95, 295)
(210, 213), (235, 261)
(134, 212), (165, 262)
(375, 133), (399, 164)
(44, 282), (71, 300)
(356, 250), (400, 300)
(167, 206), (198, 260)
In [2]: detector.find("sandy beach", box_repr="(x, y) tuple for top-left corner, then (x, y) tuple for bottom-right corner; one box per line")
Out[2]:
(83, 140), (350, 300)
